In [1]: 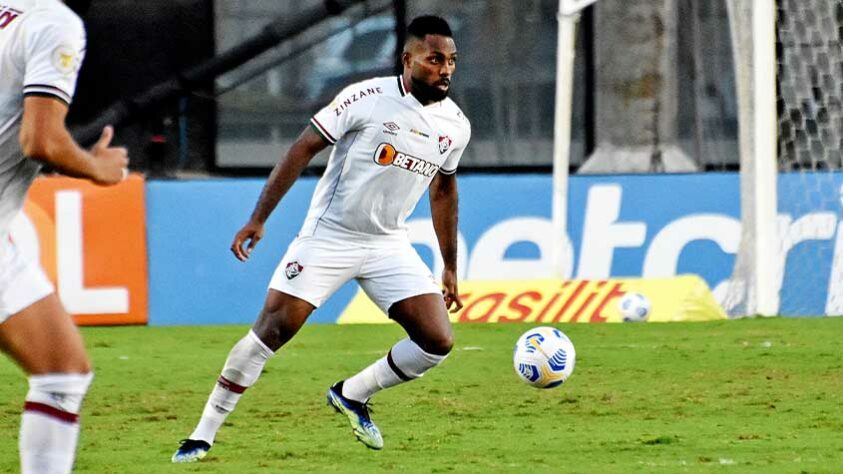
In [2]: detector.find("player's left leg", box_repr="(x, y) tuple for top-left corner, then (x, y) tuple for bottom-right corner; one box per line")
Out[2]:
(341, 292), (452, 401)
(330, 241), (453, 449)
(328, 292), (451, 450)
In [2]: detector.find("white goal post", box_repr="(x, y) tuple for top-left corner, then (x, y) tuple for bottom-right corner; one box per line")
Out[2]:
(723, 0), (778, 316)
(552, 0), (779, 316)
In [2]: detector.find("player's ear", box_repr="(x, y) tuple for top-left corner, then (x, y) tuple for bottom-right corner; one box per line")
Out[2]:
(401, 50), (412, 69)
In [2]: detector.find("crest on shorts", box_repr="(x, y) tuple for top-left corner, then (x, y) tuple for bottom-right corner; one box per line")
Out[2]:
(285, 261), (303, 280)
(438, 135), (452, 154)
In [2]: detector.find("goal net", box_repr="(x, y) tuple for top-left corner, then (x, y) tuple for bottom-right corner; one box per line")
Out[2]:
(555, 0), (843, 316)
(728, 0), (843, 316)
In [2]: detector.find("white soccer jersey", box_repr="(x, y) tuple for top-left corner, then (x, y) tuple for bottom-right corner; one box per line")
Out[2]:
(303, 75), (471, 239)
(0, 0), (85, 244)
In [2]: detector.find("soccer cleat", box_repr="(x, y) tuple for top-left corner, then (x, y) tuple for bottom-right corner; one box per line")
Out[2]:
(326, 382), (383, 450)
(171, 439), (211, 463)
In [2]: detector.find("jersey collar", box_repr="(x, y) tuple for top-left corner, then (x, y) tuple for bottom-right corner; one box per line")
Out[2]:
(398, 75), (444, 109)
(396, 75), (408, 97)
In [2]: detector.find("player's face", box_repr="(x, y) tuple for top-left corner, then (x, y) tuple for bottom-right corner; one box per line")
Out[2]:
(405, 35), (458, 103)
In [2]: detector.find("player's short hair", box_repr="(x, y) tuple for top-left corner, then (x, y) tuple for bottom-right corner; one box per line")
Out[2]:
(407, 15), (453, 40)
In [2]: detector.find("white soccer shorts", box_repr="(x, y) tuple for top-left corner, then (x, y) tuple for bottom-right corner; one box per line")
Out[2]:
(268, 233), (442, 313)
(0, 241), (54, 323)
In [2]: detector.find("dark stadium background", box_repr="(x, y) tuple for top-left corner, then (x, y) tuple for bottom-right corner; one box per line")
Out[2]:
(67, 0), (216, 173)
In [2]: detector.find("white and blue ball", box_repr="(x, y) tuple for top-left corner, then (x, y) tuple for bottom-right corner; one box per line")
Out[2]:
(618, 292), (651, 322)
(513, 327), (576, 389)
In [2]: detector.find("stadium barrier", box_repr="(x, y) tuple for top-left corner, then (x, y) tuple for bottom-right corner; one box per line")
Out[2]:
(17, 172), (843, 325)
(15, 175), (148, 325)
(338, 276), (727, 324)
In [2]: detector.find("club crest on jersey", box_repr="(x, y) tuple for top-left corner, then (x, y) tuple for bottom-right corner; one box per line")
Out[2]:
(285, 261), (303, 280)
(438, 135), (452, 154)
(374, 143), (439, 177)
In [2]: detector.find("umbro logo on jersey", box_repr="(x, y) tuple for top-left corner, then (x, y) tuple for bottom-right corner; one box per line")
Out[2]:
(438, 135), (452, 154)
(285, 261), (303, 279)
(374, 143), (439, 177)
(382, 122), (400, 136)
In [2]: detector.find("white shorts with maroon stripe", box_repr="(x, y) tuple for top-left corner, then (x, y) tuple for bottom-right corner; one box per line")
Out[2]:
(0, 241), (54, 323)
(268, 231), (441, 314)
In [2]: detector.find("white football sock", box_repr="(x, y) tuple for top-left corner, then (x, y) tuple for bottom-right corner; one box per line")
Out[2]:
(189, 330), (274, 444)
(20, 372), (93, 474)
(342, 338), (448, 402)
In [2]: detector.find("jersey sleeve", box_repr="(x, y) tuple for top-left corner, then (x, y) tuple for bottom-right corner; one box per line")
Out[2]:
(21, 12), (86, 105)
(439, 127), (471, 175)
(309, 83), (379, 145)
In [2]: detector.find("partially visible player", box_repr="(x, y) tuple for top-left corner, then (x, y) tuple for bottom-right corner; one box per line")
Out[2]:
(173, 15), (469, 462)
(0, 1), (128, 472)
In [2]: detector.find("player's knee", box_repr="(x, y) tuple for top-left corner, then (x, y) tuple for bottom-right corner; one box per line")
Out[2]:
(70, 354), (93, 374)
(252, 320), (291, 351)
(420, 332), (454, 356)
(253, 298), (310, 350)
(253, 309), (295, 349)
(25, 372), (94, 416)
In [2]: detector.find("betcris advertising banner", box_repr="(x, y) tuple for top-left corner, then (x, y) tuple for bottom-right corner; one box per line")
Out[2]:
(13, 175), (149, 325)
(146, 172), (843, 326)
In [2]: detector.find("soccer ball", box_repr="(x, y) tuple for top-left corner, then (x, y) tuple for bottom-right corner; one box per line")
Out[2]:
(513, 327), (576, 389)
(618, 292), (651, 322)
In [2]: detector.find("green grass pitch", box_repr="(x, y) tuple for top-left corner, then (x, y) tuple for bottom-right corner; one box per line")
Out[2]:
(1, 318), (841, 473)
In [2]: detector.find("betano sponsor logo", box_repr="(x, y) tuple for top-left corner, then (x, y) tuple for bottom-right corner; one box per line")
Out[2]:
(373, 143), (439, 177)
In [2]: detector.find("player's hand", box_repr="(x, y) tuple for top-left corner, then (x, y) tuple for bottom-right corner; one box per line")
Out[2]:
(231, 221), (264, 262)
(90, 126), (129, 185)
(441, 268), (463, 313)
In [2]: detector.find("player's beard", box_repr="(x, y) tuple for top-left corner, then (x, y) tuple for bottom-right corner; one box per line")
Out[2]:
(410, 75), (449, 103)
(65, 0), (93, 15)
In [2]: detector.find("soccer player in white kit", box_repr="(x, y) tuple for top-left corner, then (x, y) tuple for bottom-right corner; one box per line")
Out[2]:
(173, 16), (469, 461)
(0, 1), (128, 472)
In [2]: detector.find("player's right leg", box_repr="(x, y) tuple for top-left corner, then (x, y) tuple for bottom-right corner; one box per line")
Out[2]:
(0, 294), (94, 474)
(172, 290), (314, 463)
(0, 243), (93, 474)
(173, 234), (360, 462)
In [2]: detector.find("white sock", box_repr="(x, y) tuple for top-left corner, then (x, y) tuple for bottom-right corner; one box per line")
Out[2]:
(342, 338), (448, 402)
(20, 372), (93, 474)
(189, 330), (274, 444)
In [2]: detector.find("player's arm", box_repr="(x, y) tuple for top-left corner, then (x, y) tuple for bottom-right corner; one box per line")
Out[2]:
(429, 171), (463, 312)
(19, 96), (128, 185)
(230, 126), (328, 262)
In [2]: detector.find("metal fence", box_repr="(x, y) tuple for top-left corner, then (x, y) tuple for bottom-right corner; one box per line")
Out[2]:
(214, 0), (740, 172)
